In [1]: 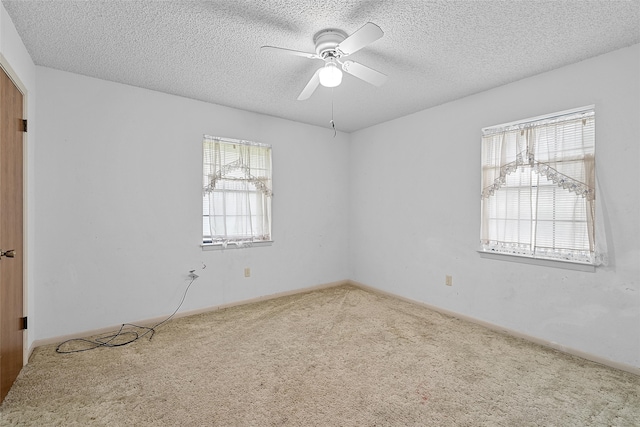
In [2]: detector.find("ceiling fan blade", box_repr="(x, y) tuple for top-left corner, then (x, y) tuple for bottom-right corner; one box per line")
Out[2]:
(342, 60), (388, 87)
(297, 69), (321, 100)
(336, 22), (383, 56)
(261, 45), (321, 59)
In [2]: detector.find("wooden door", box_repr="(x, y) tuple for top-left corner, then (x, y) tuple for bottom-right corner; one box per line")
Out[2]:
(0, 65), (24, 403)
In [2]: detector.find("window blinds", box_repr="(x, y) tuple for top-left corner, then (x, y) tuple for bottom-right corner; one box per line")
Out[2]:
(480, 107), (601, 264)
(203, 136), (272, 246)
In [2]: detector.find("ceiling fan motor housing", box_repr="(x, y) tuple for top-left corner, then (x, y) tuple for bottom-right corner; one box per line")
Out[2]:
(313, 29), (348, 58)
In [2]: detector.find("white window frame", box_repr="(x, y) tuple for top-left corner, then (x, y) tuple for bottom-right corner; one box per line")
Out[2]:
(479, 106), (604, 270)
(202, 136), (273, 250)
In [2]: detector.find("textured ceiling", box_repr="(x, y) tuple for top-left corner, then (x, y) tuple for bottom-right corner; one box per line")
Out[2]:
(3, 0), (640, 132)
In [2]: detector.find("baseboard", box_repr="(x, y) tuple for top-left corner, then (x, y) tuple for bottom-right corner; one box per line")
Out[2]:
(30, 280), (348, 351)
(348, 280), (640, 377)
(30, 279), (639, 377)
(26, 342), (35, 363)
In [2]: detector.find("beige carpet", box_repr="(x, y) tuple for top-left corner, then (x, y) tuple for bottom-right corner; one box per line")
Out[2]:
(1, 285), (639, 426)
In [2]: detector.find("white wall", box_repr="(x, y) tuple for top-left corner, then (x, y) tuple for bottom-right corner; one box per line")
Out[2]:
(349, 44), (640, 369)
(13, 1), (639, 369)
(34, 67), (350, 341)
(1, 2), (36, 352)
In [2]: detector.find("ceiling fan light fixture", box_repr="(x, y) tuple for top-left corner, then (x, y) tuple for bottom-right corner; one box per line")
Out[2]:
(318, 62), (343, 88)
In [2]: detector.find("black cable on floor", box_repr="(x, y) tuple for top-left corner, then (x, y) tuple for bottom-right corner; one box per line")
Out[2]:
(55, 276), (197, 354)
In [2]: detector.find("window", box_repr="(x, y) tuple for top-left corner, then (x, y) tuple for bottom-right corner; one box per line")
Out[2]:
(480, 106), (603, 265)
(202, 136), (272, 247)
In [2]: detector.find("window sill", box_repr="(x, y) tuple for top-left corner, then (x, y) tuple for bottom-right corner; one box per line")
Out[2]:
(478, 251), (595, 272)
(201, 241), (273, 251)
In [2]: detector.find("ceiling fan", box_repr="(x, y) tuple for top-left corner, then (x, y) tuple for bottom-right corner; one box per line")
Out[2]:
(261, 22), (388, 100)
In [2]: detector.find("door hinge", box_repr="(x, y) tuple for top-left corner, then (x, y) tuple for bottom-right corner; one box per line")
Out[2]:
(21, 316), (27, 330)
(21, 119), (27, 133)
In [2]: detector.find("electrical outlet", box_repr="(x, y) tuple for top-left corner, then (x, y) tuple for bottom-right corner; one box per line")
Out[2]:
(244, 267), (251, 278)
(445, 275), (452, 286)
